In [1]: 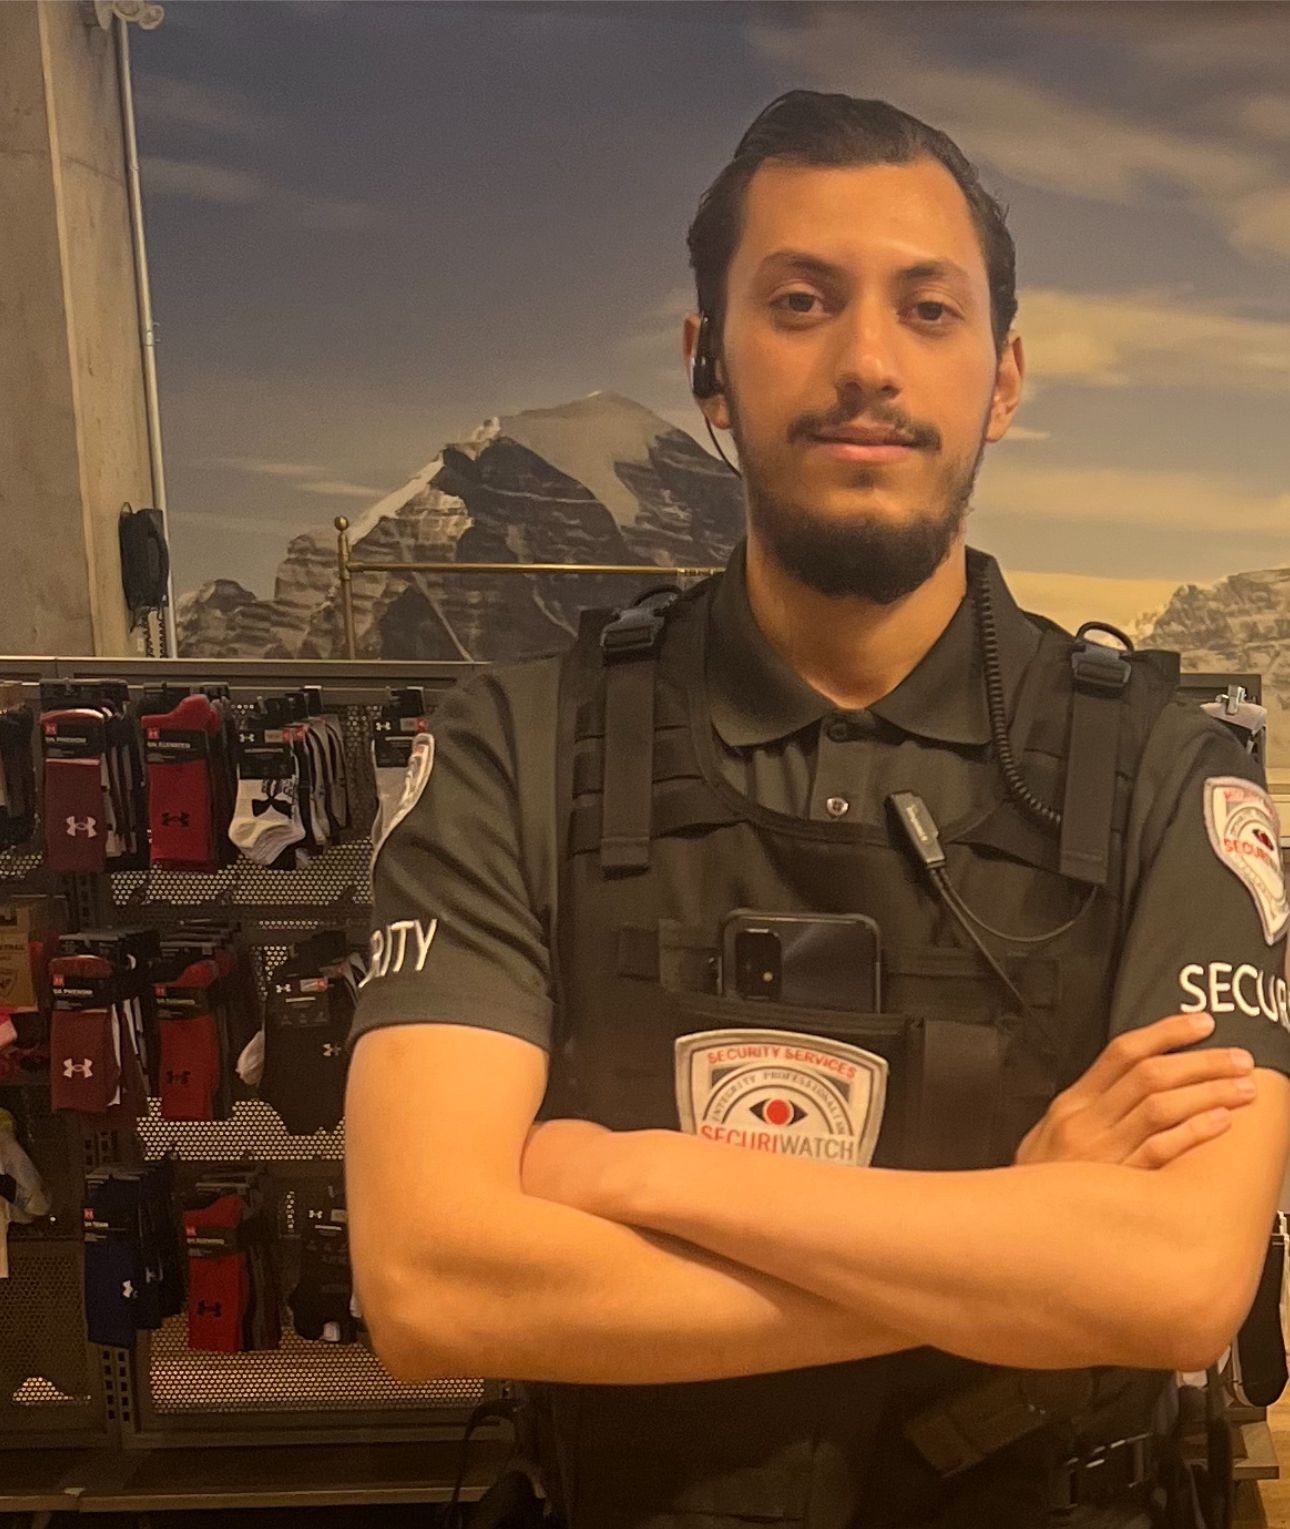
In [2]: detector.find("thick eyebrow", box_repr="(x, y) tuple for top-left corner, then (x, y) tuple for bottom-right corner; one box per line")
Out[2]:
(753, 249), (974, 290)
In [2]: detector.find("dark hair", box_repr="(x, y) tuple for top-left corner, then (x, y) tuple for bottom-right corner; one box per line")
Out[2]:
(686, 90), (1017, 357)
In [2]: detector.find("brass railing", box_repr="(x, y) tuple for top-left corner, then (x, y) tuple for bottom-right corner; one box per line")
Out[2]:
(333, 515), (723, 659)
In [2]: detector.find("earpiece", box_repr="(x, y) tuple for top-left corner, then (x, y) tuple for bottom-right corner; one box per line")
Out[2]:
(689, 308), (741, 478)
(689, 311), (721, 400)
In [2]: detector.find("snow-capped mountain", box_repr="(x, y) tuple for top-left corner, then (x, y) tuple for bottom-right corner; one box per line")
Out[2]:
(175, 389), (1288, 771)
(177, 391), (744, 663)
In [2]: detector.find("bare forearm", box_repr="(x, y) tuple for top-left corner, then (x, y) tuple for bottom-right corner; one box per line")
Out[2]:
(615, 1133), (1199, 1372)
(378, 1189), (920, 1385)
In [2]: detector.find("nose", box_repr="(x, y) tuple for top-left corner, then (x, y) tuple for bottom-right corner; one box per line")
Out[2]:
(831, 295), (903, 401)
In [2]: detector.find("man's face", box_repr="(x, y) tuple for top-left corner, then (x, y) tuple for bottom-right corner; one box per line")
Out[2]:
(690, 156), (1023, 602)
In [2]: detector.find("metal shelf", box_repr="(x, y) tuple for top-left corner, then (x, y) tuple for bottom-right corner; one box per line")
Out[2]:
(1, 1438), (520, 1512)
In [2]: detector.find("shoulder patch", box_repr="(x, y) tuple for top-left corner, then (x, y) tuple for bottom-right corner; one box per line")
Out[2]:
(372, 732), (435, 864)
(1203, 776), (1288, 946)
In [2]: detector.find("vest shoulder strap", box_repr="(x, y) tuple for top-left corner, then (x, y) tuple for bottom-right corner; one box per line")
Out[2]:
(564, 586), (1183, 896)
(583, 580), (714, 876)
(597, 587), (682, 875)
(1021, 621), (1181, 889)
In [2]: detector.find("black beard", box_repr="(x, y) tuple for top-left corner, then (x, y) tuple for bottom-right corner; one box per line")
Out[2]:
(740, 440), (986, 605)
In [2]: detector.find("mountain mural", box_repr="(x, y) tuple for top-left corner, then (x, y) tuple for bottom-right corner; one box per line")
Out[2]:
(1139, 567), (1290, 771)
(176, 391), (744, 665)
(177, 389), (1288, 772)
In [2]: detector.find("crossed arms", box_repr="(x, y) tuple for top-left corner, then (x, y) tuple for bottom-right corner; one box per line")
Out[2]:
(344, 1015), (1290, 1386)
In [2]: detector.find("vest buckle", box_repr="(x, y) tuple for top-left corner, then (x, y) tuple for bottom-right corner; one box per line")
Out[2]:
(1050, 1431), (1156, 1512)
(599, 599), (672, 660)
(1070, 621), (1134, 696)
(1070, 638), (1131, 696)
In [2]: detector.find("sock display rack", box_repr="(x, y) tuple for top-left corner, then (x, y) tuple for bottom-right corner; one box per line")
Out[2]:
(0, 656), (519, 1519)
(2, 654), (1281, 1523)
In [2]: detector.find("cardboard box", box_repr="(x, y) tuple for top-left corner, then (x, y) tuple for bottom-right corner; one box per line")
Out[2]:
(0, 897), (67, 1009)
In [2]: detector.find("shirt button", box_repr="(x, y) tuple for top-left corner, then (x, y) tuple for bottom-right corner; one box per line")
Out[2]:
(825, 718), (850, 742)
(825, 796), (850, 818)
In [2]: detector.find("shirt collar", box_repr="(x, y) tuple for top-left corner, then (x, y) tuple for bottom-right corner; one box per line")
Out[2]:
(707, 538), (1042, 749)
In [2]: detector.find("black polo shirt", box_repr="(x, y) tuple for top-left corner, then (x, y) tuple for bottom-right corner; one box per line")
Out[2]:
(705, 540), (1039, 827)
(348, 541), (1290, 1076)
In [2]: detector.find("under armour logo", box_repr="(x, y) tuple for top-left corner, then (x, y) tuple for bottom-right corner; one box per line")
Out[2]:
(122, 1280), (136, 1300)
(165, 1069), (191, 1086)
(66, 816), (97, 838)
(196, 1300), (223, 1318)
(321, 1043), (341, 1057)
(63, 1058), (93, 1078)
(252, 794), (293, 818)
(160, 811), (191, 828)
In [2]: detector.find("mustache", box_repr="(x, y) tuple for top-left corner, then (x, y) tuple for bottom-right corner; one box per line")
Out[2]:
(805, 412), (940, 451)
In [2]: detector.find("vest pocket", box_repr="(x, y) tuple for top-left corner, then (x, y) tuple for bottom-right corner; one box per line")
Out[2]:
(653, 989), (942, 1171)
(660, 990), (1042, 1172)
(585, 974), (1058, 1168)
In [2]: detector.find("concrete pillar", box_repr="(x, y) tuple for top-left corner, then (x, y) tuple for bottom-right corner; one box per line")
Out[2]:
(0, 0), (151, 656)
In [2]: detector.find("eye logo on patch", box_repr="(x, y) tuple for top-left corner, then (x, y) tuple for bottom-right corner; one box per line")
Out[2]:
(750, 1097), (806, 1127)
(1204, 777), (1289, 946)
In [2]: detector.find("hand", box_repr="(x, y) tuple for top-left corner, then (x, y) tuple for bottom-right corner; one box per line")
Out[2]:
(1015, 1013), (1256, 1169)
(520, 1118), (620, 1215)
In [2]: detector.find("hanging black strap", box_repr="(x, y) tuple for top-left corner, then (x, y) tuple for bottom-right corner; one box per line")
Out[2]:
(907, 1019), (1003, 1170)
(1059, 628), (1133, 888)
(598, 590), (678, 875)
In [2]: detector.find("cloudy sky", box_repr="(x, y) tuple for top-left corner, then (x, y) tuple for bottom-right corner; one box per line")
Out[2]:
(133, 0), (1290, 632)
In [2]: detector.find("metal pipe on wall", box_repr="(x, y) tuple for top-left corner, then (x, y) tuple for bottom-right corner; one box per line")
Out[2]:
(115, 12), (179, 658)
(336, 517), (357, 660)
(332, 517), (722, 662)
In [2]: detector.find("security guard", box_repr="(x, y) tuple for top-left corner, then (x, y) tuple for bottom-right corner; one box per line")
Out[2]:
(344, 92), (1290, 1529)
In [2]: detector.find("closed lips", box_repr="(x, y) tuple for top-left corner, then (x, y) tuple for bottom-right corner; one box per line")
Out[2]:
(815, 429), (913, 445)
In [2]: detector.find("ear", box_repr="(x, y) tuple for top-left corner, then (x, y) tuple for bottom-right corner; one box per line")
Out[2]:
(682, 313), (732, 431)
(984, 332), (1025, 444)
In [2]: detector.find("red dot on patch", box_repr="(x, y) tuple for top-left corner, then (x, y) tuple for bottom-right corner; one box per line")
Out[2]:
(765, 1098), (792, 1127)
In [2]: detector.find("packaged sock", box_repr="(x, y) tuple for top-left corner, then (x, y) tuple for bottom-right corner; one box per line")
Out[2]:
(83, 1175), (146, 1349)
(184, 1192), (250, 1353)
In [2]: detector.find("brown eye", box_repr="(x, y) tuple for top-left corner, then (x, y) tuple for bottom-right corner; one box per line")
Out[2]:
(913, 301), (951, 323)
(774, 292), (822, 316)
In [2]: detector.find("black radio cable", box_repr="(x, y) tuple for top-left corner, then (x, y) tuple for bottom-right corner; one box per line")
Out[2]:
(971, 560), (1062, 833)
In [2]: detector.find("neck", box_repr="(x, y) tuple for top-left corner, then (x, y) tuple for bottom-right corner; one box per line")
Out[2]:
(743, 531), (969, 711)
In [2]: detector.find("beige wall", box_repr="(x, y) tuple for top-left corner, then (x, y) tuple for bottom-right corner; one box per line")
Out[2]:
(0, 0), (151, 656)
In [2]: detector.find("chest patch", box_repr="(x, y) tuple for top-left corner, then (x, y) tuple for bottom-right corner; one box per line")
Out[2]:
(1204, 777), (1288, 946)
(675, 1028), (888, 1168)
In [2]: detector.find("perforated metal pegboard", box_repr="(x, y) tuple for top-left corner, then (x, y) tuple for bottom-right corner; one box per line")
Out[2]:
(0, 1239), (104, 1439)
(142, 1313), (482, 1417)
(0, 849), (43, 885)
(136, 1095), (345, 1162)
(2, 673), (503, 1451)
(98, 692), (488, 1438)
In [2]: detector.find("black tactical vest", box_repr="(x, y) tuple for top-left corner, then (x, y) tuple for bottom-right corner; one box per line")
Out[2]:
(522, 571), (1185, 1529)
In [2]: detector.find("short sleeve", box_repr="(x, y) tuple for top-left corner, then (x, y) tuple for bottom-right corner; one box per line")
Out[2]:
(1109, 704), (1290, 1075)
(346, 660), (560, 1057)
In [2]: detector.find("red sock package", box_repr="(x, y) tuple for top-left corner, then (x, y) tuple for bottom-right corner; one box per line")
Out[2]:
(184, 1192), (251, 1353)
